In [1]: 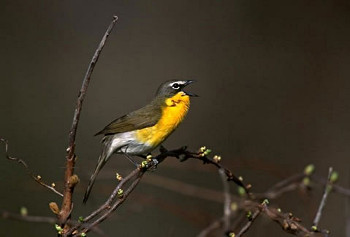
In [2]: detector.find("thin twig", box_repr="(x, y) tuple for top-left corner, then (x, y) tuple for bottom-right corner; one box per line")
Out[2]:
(219, 168), (231, 233)
(78, 174), (144, 236)
(196, 169), (234, 237)
(265, 173), (305, 195)
(1, 210), (58, 224)
(143, 173), (226, 203)
(157, 146), (251, 196)
(83, 168), (140, 222)
(69, 147), (248, 236)
(312, 167), (333, 230)
(235, 208), (261, 237)
(197, 216), (226, 237)
(346, 173), (350, 237)
(260, 204), (317, 236)
(66, 147), (347, 236)
(313, 175), (350, 197)
(66, 166), (146, 236)
(254, 173), (306, 200)
(332, 183), (350, 197)
(0, 138), (63, 197)
(59, 15), (119, 227)
(0, 210), (106, 236)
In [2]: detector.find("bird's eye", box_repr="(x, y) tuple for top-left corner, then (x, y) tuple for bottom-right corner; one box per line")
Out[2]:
(172, 83), (180, 89)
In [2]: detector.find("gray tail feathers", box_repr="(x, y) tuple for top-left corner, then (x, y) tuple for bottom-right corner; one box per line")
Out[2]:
(83, 141), (112, 204)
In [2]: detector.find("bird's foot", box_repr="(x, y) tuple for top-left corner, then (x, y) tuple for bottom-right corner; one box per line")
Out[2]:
(139, 158), (159, 171)
(148, 159), (159, 171)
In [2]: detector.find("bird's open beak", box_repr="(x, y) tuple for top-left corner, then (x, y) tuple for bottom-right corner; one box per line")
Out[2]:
(183, 80), (199, 97)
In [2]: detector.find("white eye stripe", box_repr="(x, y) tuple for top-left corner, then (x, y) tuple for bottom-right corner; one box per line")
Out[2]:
(170, 81), (184, 89)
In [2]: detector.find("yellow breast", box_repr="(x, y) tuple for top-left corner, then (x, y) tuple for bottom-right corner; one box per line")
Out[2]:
(136, 92), (190, 146)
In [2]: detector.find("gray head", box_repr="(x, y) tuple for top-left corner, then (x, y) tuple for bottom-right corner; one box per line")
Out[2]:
(155, 80), (197, 98)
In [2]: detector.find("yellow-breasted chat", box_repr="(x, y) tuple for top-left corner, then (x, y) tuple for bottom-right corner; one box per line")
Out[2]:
(83, 80), (197, 203)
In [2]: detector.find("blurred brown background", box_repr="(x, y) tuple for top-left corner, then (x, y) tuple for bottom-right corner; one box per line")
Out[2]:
(1, 1), (350, 236)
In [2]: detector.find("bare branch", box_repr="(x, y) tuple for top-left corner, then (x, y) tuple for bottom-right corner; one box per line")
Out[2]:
(313, 175), (350, 197)
(0, 210), (106, 236)
(332, 183), (350, 197)
(83, 168), (141, 222)
(219, 168), (231, 233)
(59, 15), (119, 227)
(0, 138), (63, 197)
(78, 174), (143, 236)
(72, 148), (349, 236)
(197, 216), (226, 237)
(197, 169), (235, 237)
(312, 167), (334, 232)
(253, 173), (306, 200)
(231, 201), (325, 237)
(157, 146), (251, 196)
(68, 147), (250, 236)
(1, 210), (57, 224)
(3, 136), (348, 237)
(66, 166), (145, 236)
(143, 173), (226, 203)
(235, 208), (261, 237)
(260, 204), (320, 237)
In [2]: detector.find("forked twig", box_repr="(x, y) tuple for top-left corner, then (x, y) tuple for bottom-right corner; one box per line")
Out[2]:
(69, 147), (249, 236)
(84, 168), (141, 222)
(67, 167), (145, 236)
(78, 174), (143, 236)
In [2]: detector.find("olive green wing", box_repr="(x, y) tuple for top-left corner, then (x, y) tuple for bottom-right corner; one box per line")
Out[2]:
(95, 104), (162, 136)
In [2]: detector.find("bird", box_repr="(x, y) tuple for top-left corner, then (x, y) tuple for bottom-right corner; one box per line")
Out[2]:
(83, 80), (197, 203)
